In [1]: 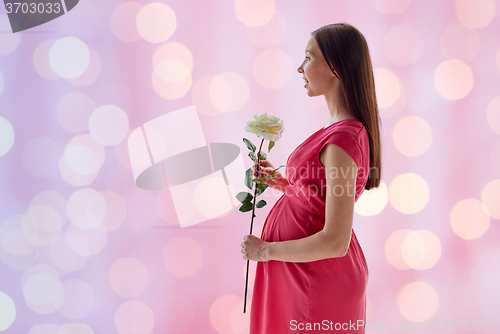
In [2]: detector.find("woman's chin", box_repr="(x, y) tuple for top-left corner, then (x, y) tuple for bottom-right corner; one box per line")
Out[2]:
(305, 89), (316, 97)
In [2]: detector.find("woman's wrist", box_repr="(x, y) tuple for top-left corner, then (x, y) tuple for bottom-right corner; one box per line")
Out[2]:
(280, 178), (290, 193)
(264, 242), (275, 261)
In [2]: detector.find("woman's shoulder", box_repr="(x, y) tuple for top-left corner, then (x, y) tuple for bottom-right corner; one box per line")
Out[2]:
(324, 118), (366, 137)
(321, 119), (370, 153)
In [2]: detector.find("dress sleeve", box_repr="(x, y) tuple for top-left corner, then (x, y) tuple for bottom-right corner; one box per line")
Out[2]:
(319, 131), (362, 169)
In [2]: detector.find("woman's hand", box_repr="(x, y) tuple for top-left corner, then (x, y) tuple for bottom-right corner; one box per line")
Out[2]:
(241, 235), (271, 262)
(252, 160), (290, 193)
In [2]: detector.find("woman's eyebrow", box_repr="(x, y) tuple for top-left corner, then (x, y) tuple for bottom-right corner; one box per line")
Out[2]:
(305, 50), (311, 53)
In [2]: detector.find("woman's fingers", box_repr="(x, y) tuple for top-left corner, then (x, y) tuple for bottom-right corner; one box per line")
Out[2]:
(254, 168), (270, 177)
(253, 161), (277, 180)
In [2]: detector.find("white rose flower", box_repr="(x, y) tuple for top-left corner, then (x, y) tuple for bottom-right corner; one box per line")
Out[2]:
(244, 113), (284, 142)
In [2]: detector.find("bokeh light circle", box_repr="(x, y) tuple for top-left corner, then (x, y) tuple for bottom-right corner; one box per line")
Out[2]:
(0, 291), (16, 331)
(67, 188), (107, 230)
(385, 229), (413, 270)
(210, 295), (244, 334)
(1, 229), (36, 256)
(65, 145), (100, 176)
(153, 59), (190, 83)
(110, 2), (143, 43)
(0, 215), (39, 270)
(433, 59), (474, 100)
(234, 0), (275, 26)
(21, 264), (59, 286)
(27, 205), (62, 233)
(389, 173), (430, 214)
(455, 0), (496, 29)
(163, 237), (203, 277)
(66, 223), (107, 256)
(60, 135), (105, 186)
(57, 279), (94, 319)
(152, 42), (193, 70)
(59, 156), (98, 186)
(136, 2), (176, 43)
(246, 10), (286, 48)
(49, 37), (90, 79)
(374, 68), (401, 109)
(23, 273), (64, 313)
(21, 205), (62, 246)
(153, 293), (194, 333)
(253, 48), (293, 89)
(89, 105), (130, 146)
(49, 232), (89, 272)
(57, 92), (95, 133)
(109, 257), (149, 297)
(397, 281), (439, 322)
(30, 191), (68, 223)
(66, 47), (102, 86)
(0, 116), (14, 157)
(354, 181), (388, 216)
(486, 96), (500, 135)
(450, 198), (490, 240)
(383, 24), (423, 65)
(393, 116), (432, 157)
(230, 300), (250, 333)
(402, 230), (442, 270)
(115, 301), (155, 334)
(28, 324), (59, 334)
(101, 191), (127, 231)
(33, 39), (61, 80)
(152, 59), (192, 99)
(191, 75), (228, 116)
(481, 179), (500, 219)
(209, 72), (250, 113)
(58, 323), (95, 334)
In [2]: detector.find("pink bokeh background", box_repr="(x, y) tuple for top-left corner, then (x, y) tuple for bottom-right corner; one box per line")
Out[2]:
(0, 0), (500, 333)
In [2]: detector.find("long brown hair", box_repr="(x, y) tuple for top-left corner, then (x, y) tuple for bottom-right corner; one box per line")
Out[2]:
(312, 23), (382, 190)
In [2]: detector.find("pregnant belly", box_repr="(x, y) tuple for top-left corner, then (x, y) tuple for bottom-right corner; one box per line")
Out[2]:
(261, 194), (323, 243)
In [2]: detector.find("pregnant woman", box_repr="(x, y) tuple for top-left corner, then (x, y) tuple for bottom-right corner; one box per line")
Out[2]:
(241, 23), (382, 333)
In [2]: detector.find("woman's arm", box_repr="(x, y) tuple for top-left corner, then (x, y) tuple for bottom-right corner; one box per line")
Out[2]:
(278, 177), (291, 193)
(242, 143), (357, 262)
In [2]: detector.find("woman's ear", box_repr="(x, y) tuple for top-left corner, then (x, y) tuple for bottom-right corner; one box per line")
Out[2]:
(332, 70), (341, 80)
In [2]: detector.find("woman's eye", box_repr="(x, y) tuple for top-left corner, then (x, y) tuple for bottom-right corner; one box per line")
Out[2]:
(305, 56), (310, 60)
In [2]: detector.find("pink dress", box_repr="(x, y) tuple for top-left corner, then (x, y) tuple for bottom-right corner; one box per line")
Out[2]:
(250, 119), (370, 334)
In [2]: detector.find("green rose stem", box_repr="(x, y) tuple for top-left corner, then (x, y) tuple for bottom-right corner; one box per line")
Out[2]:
(243, 138), (264, 314)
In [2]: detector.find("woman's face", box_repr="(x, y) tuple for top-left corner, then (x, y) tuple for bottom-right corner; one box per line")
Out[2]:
(297, 36), (337, 97)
